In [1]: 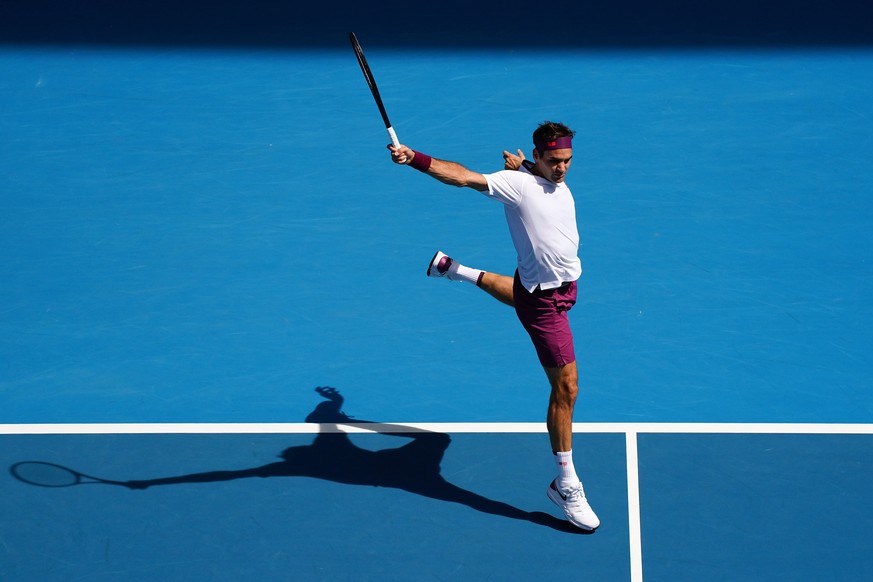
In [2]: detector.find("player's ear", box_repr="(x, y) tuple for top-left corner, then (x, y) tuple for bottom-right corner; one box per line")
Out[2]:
(532, 148), (540, 162)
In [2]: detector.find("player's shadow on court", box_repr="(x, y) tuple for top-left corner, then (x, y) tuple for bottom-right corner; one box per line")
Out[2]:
(121, 387), (587, 533)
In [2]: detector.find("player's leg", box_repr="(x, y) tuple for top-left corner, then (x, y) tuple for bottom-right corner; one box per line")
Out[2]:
(477, 272), (514, 306)
(512, 278), (600, 530)
(542, 361), (599, 530)
(426, 250), (514, 306)
(544, 361), (578, 454)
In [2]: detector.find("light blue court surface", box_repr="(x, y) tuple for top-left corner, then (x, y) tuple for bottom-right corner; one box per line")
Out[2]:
(2, 3), (873, 579)
(2, 47), (871, 425)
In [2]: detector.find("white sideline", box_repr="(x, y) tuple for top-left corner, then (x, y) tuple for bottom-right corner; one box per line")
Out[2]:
(625, 430), (643, 582)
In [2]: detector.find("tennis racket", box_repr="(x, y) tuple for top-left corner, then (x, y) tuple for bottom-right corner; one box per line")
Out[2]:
(10, 461), (130, 488)
(349, 32), (400, 147)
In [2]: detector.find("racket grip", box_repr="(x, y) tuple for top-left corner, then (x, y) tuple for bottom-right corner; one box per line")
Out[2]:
(387, 126), (400, 148)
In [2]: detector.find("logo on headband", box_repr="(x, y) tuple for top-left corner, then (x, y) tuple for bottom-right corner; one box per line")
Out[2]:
(535, 136), (573, 151)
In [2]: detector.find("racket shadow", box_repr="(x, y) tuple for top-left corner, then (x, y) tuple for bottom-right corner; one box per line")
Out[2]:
(9, 387), (589, 534)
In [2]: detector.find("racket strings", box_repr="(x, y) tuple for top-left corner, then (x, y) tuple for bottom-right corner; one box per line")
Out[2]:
(11, 462), (80, 487)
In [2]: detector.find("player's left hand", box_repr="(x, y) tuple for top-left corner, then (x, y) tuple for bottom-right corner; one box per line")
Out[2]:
(503, 149), (525, 170)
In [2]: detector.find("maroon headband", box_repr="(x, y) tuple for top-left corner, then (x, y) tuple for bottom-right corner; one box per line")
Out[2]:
(534, 136), (573, 151)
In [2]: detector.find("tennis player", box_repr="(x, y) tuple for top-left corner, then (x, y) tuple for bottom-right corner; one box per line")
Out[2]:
(388, 121), (599, 531)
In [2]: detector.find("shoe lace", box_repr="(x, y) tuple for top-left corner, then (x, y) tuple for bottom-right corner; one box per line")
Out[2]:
(564, 483), (587, 506)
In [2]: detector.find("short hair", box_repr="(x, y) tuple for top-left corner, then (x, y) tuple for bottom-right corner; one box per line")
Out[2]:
(532, 121), (576, 150)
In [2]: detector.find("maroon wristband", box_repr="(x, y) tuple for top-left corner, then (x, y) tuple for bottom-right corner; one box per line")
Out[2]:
(409, 151), (432, 172)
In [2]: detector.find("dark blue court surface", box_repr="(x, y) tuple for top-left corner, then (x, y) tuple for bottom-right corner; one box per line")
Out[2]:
(4, 426), (873, 580)
(2, 431), (632, 580)
(638, 433), (873, 581)
(2, 0), (873, 579)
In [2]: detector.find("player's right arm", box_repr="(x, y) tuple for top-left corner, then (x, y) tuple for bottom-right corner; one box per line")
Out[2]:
(389, 144), (489, 192)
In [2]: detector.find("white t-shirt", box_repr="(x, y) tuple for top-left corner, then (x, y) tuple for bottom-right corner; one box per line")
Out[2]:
(484, 164), (582, 293)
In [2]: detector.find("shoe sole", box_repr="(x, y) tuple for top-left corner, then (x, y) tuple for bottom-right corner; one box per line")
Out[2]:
(426, 250), (445, 277)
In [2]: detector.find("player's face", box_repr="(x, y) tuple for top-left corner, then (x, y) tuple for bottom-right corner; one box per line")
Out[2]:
(533, 148), (573, 183)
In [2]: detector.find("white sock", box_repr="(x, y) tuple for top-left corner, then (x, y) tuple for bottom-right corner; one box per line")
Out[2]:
(447, 261), (484, 286)
(554, 450), (580, 490)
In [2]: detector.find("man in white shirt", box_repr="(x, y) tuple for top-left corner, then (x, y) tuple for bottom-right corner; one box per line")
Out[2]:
(388, 121), (600, 531)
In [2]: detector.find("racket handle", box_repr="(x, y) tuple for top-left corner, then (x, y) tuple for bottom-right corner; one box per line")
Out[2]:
(387, 126), (400, 148)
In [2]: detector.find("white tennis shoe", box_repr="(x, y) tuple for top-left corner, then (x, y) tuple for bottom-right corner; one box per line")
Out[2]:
(426, 250), (453, 278)
(547, 479), (601, 531)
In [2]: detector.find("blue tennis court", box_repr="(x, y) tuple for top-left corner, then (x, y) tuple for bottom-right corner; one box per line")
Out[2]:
(2, 1), (872, 580)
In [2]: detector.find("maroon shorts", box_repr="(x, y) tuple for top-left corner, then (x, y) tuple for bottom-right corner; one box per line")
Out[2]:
(513, 272), (577, 368)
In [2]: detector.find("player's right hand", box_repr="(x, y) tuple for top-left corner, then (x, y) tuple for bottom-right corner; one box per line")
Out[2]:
(388, 144), (415, 165)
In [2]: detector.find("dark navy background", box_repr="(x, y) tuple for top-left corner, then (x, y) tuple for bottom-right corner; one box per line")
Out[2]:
(2, 0), (871, 48)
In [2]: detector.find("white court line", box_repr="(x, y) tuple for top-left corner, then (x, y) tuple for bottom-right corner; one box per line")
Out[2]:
(625, 430), (643, 582)
(4, 421), (871, 582)
(1, 422), (872, 434)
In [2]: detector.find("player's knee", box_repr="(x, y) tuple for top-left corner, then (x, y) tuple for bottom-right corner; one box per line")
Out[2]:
(552, 372), (578, 404)
(546, 362), (578, 404)
(550, 384), (576, 407)
(557, 381), (578, 403)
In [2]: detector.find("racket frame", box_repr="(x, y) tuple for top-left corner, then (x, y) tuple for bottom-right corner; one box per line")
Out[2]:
(10, 461), (122, 487)
(349, 32), (400, 147)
